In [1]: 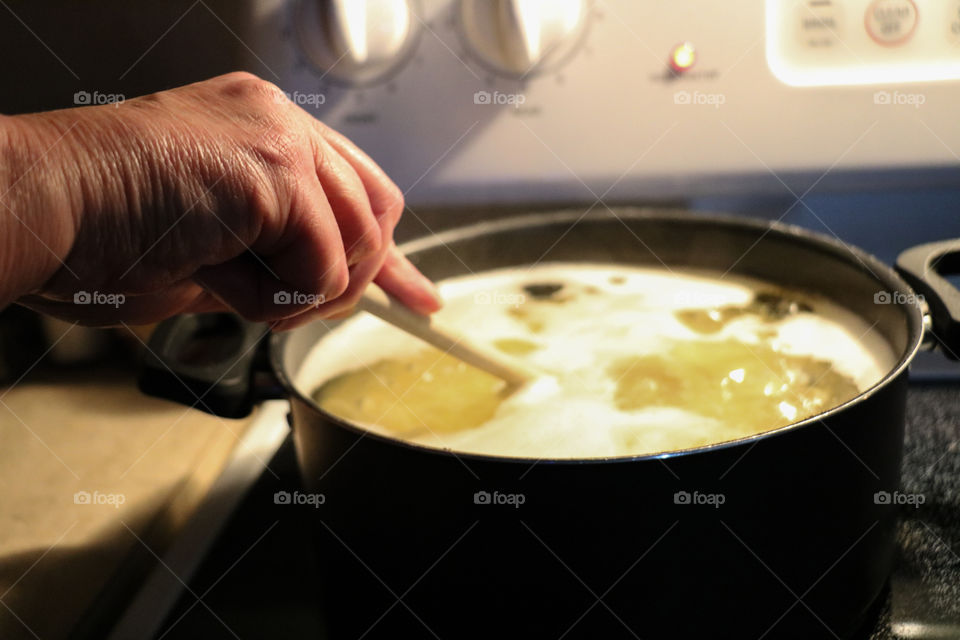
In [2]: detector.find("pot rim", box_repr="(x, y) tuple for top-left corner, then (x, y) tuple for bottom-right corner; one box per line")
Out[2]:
(270, 208), (925, 465)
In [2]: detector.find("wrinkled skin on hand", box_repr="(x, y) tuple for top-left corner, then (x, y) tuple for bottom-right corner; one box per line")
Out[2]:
(3, 72), (440, 327)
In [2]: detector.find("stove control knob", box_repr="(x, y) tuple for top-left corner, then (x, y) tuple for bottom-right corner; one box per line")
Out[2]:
(296, 0), (417, 84)
(461, 0), (586, 76)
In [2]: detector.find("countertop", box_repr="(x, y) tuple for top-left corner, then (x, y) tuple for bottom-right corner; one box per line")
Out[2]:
(0, 353), (253, 640)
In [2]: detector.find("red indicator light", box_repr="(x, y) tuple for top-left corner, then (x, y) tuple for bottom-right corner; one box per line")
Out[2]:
(670, 42), (696, 73)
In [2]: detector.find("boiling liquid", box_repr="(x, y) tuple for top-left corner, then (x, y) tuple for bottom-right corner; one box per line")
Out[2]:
(304, 265), (895, 459)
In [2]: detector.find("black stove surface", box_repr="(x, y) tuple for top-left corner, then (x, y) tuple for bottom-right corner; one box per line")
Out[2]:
(152, 384), (960, 640)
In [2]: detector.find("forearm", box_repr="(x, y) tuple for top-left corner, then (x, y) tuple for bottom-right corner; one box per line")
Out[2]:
(0, 112), (83, 308)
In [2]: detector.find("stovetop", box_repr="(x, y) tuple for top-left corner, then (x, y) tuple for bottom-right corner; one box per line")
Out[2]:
(150, 383), (960, 639)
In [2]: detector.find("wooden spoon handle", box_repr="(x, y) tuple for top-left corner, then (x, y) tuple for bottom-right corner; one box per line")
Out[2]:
(357, 283), (537, 387)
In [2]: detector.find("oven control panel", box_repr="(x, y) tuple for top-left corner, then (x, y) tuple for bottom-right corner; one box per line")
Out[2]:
(243, 0), (960, 206)
(768, 0), (960, 85)
(289, 0), (590, 84)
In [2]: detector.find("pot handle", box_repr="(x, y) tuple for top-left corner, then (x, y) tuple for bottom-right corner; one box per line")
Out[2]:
(138, 313), (280, 418)
(896, 240), (960, 359)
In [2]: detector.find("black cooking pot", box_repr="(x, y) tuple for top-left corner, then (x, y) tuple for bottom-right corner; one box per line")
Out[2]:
(140, 209), (959, 639)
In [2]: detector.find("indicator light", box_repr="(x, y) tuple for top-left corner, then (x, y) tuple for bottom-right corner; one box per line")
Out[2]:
(670, 42), (696, 73)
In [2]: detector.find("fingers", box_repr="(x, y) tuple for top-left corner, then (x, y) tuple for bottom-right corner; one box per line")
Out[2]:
(314, 122), (404, 234)
(271, 243), (442, 332)
(232, 130), (387, 324)
(215, 172), (353, 323)
(271, 243), (388, 332)
(315, 124), (443, 318)
(374, 245), (443, 315)
(313, 136), (382, 266)
(194, 252), (326, 323)
(194, 98), (438, 326)
(194, 134), (390, 325)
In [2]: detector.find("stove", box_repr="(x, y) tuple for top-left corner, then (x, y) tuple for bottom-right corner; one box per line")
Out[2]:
(884, 385), (960, 640)
(105, 0), (960, 635)
(104, 382), (958, 640)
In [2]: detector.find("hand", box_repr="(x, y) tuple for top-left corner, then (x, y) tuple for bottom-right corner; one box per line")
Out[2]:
(2, 72), (441, 327)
